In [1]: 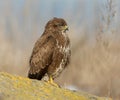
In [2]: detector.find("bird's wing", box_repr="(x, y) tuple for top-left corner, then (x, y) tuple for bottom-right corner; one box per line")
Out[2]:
(28, 35), (56, 75)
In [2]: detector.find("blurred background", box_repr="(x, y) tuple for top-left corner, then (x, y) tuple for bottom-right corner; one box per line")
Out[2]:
(0, 0), (120, 99)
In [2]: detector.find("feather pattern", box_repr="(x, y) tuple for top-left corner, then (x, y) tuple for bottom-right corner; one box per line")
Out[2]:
(28, 17), (71, 80)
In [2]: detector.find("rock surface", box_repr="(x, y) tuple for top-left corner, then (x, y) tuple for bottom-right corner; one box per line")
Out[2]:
(0, 72), (112, 100)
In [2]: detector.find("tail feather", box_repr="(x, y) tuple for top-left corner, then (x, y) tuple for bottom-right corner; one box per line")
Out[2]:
(28, 73), (42, 80)
(28, 66), (48, 80)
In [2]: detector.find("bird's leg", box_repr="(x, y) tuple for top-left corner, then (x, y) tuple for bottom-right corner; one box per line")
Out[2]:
(47, 75), (59, 87)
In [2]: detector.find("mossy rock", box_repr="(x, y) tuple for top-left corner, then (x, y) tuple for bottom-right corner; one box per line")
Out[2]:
(0, 72), (112, 100)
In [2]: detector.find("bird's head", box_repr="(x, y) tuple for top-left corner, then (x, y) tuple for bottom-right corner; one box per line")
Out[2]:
(45, 17), (69, 33)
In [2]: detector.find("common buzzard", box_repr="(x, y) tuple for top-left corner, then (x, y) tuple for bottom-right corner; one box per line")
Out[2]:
(28, 17), (71, 86)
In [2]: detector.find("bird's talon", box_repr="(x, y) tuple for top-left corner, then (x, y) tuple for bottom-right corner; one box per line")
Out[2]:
(47, 76), (60, 88)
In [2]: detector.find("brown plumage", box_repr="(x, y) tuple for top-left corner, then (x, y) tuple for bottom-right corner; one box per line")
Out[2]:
(28, 17), (71, 81)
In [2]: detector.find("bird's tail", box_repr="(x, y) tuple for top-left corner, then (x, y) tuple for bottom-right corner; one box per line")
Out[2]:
(28, 66), (48, 80)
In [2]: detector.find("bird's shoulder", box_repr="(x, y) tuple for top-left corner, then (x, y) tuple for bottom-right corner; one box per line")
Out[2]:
(29, 35), (57, 69)
(32, 35), (56, 53)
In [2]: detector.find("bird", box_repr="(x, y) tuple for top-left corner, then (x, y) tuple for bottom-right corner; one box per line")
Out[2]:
(28, 17), (71, 86)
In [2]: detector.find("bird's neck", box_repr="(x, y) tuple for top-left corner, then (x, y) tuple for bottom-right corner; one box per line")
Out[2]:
(54, 31), (70, 47)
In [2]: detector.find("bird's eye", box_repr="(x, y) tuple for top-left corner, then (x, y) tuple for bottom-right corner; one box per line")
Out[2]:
(54, 22), (65, 27)
(59, 23), (64, 26)
(56, 23), (61, 26)
(54, 23), (62, 27)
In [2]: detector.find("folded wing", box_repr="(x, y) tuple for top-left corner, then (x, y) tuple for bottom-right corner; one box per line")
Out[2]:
(28, 36), (56, 79)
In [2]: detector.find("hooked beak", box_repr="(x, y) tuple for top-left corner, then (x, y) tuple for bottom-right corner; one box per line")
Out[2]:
(63, 25), (69, 33)
(64, 25), (69, 31)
